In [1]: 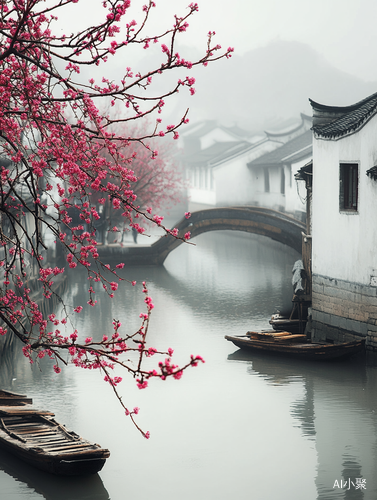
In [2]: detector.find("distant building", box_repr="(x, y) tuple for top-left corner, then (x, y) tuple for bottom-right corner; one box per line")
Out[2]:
(181, 120), (255, 156)
(307, 91), (377, 350)
(182, 116), (312, 213)
(247, 126), (312, 220)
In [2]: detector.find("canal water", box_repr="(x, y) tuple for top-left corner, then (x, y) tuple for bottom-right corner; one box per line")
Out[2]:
(0, 231), (376, 500)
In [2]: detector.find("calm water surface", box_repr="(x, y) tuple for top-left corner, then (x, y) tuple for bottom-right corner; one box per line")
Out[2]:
(0, 231), (376, 500)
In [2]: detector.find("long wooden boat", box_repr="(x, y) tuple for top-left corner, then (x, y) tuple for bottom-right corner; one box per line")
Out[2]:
(0, 389), (33, 406)
(225, 333), (365, 361)
(0, 391), (110, 475)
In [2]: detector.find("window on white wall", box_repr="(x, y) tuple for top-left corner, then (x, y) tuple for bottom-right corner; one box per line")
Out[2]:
(339, 163), (358, 211)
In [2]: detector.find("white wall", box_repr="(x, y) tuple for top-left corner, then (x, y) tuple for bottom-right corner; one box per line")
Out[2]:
(214, 139), (285, 206)
(214, 156), (253, 205)
(187, 186), (216, 206)
(187, 135), (311, 213)
(312, 115), (377, 286)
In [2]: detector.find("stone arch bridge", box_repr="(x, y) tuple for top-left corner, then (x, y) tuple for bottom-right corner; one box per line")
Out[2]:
(99, 207), (305, 266)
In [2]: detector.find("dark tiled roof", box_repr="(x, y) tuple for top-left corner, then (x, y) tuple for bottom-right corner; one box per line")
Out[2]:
(248, 130), (312, 168)
(264, 114), (311, 139)
(184, 141), (255, 168)
(181, 120), (251, 140)
(181, 120), (218, 138)
(295, 160), (313, 181)
(311, 92), (377, 138)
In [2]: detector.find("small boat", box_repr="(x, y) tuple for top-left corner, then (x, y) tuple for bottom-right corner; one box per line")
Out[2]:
(225, 332), (365, 361)
(0, 391), (110, 475)
(269, 314), (305, 334)
(0, 389), (33, 406)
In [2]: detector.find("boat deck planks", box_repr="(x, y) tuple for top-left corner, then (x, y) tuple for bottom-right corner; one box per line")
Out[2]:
(0, 390), (33, 406)
(0, 390), (110, 475)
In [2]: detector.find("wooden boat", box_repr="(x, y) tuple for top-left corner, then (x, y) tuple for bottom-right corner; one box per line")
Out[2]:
(0, 391), (110, 475)
(269, 315), (304, 334)
(225, 332), (366, 361)
(269, 293), (311, 334)
(0, 389), (33, 406)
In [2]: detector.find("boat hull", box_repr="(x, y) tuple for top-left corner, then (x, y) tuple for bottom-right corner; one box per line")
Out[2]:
(0, 433), (108, 475)
(225, 335), (365, 361)
(0, 402), (110, 476)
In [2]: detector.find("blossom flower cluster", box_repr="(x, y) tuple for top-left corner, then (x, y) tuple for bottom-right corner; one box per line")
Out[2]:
(0, 0), (231, 436)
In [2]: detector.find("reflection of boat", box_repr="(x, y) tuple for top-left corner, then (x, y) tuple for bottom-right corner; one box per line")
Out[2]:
(0, 446), (110, 500)
(225, 333), (365, 361)
(0, 391), (110, 476)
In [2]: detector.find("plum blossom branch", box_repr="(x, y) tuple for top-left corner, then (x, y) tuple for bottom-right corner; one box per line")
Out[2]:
(0, 0), (229, 435)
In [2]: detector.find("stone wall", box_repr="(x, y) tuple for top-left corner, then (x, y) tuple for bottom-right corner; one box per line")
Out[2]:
(311, 274), (377, 351)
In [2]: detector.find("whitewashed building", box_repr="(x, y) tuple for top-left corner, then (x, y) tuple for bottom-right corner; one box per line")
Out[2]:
(247, 127), (312, 220)
(183, 116), (312, 212)
(308, 91), (377, 349)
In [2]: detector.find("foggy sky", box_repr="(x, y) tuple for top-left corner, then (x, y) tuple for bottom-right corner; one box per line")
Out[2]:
(57, 0), (377, 82)
(49, 0), (377, 131)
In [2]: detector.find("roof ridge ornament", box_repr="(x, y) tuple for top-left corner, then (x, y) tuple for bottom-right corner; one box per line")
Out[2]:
(366, 166), (377, 181)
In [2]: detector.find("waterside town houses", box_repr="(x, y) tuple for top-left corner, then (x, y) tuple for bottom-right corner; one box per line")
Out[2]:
(183, 92), (377, 352)
(297, 92), (377, 352)
(181, 116), (312, 219)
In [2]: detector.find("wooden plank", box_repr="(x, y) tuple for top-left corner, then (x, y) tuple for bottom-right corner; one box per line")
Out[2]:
(1, 417), (24, 424)
(12, 426), (56, 433)
(274, 334), (307, 342)
(40, 441), (87, 450)
(6, 423), (44, 429)
(0, 390), (28, 397)
(247, 330), (294, 340)
(0, 397), (33, 405)
(0, 391), (32, 405)
(25, 436), (72, 443)
(30, 438), (69, 444)
(43, 443), (96, 453)
(8, 425), (48, 432)
(48, 447), (108, 456)
(17, 432), (60, 439)
(0, 407), (54, 416)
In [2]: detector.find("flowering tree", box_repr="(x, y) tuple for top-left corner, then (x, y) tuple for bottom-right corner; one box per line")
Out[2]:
(95, 124), (186, 244)
(0, 0), (233, 436)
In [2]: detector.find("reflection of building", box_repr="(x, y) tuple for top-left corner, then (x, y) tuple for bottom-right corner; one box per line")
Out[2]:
(182, 117), (312, 216)
(305, 92), (377, 349)
(239, 351), (375, 500)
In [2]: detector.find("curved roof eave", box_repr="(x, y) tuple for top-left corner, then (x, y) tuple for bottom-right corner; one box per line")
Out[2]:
(310, 91), (377, 139)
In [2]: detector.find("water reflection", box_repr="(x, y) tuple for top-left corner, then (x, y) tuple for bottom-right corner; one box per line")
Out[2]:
(0, 448), (109, 500)
(61, 231), (300, 340)
(1, 232), (376, 499)
(228, 348), (375, 499)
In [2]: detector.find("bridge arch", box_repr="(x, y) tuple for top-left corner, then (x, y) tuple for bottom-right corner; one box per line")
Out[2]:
(152, 207), (305, 264)
(98, 207), (305, 265)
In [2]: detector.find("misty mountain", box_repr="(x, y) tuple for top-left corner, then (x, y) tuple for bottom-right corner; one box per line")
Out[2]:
(181, 40), (377, 132)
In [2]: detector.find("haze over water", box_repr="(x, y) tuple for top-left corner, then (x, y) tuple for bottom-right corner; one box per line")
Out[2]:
(0, 231), (376, 500)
